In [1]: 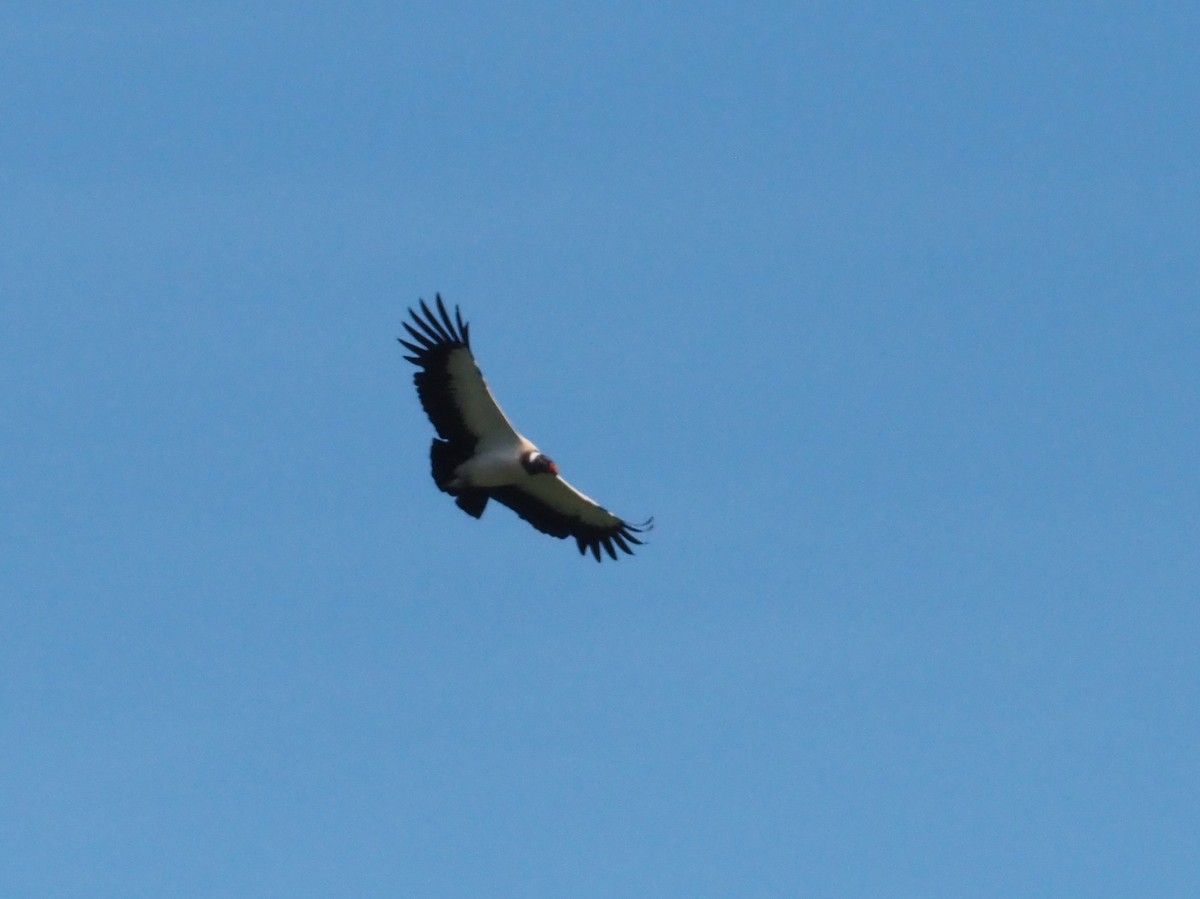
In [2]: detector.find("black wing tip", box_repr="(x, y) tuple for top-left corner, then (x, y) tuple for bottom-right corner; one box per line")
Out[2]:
(571, 516), (654, 562)
(615, 516), (653, 546)
(400, 295), (471, 364)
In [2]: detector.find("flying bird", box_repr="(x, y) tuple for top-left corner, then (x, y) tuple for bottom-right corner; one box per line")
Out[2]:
(399, 295), (651, 561)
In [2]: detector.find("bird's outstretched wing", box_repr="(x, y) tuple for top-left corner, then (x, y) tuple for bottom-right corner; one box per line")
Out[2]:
(492, 476), (652, 561)
(398, 295), (520, 448)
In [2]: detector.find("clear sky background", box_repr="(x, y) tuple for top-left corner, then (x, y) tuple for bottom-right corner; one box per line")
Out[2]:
(3, 3), (1198, 897)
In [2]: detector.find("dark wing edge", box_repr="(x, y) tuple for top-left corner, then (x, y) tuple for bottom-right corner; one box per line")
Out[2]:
(398, 294), (470, 362)
(398, 295), (476, 446)
(491, 484), (653, 562)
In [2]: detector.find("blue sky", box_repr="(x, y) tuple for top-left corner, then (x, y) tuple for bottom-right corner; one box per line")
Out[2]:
(3, 3), (1198, 896)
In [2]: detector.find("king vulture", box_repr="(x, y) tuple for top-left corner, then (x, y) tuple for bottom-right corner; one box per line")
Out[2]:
(399, 295), (651, 561)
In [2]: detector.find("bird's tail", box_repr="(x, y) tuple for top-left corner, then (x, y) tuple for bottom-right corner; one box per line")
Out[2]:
(429, 439), (488, 518)
(429, 439), (469, 490)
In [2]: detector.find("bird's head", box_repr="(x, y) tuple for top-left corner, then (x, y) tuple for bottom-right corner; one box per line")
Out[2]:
(522, 451), (559, 477)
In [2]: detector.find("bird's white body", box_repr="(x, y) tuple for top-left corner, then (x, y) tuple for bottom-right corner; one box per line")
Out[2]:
(450, 438), (537, 489)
